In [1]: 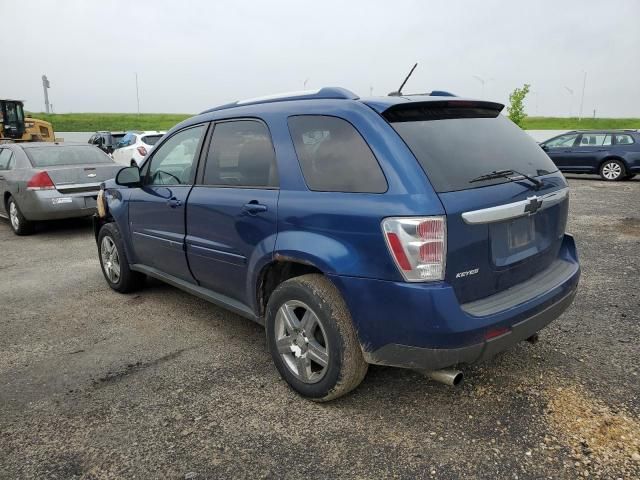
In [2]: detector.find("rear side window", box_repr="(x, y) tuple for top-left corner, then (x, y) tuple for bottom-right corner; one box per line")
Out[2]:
(614, 134), (634, 145)
(26, 145), (113, 167)
(142, 134), (162, 146)
(203, 120), (278, 188)
(387, 103), (557, 193)
(288, 116), (387, 193)
(579, 133), (612, 146)
(0, 149), (13, 170)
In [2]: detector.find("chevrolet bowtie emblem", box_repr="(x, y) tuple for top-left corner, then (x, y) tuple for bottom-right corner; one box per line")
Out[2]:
(524, 196), (543, 215)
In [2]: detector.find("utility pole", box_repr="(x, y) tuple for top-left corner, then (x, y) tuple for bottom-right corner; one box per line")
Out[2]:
(564, 86), (574, 117)
(135, 73), (140, 115)
(472, 74), (493, 98)
(42, 75), (51, 113)
(303, 78), (309, 89)
(370, 86), (374, 96)
(578, 71), (587, 122)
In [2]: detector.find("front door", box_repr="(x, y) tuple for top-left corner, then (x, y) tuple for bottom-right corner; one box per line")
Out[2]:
(186, 119), (279, 307)
(128, 124), (208, 282)
(543, 132), (579, 170)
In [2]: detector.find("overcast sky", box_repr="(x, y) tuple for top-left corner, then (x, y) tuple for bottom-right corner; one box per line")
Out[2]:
(2, 0), (638, 117)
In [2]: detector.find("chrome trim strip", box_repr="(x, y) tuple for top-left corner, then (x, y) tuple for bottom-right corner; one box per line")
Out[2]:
(461, 187), (569, 225)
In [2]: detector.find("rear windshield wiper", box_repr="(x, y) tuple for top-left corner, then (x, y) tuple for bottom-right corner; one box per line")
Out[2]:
(469, 169), (543, 190)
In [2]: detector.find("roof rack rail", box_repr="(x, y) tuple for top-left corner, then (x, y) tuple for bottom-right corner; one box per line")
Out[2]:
(201, 87), (359, 114)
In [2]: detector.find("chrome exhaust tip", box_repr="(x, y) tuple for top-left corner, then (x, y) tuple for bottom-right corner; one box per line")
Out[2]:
(420, 368), (464, 386)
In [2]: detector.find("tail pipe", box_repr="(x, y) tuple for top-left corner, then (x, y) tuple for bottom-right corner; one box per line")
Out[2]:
(421, 368), (464, 386)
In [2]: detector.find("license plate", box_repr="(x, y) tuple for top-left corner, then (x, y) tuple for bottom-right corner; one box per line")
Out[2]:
(508, 217), (534, 249)
(52, 197), (73, 205)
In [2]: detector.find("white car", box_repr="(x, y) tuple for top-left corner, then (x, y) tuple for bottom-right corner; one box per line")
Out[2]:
(112, 131), (165, 166)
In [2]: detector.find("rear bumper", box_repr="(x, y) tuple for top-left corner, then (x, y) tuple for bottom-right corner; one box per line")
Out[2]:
(328, 234), (580, 370)
(366, 286), (576, 370)
(19, 190), (98, 221)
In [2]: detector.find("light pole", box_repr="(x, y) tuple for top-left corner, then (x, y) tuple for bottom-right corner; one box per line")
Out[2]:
(472, 74), (493, 98)
(303, 78), (309, 89)
(564, 86), (574, 118)
(135, 73), (140, 115)
(578, 72), (587, 122)
(369, 86), (374, 96)
(42, 75), (51, 113)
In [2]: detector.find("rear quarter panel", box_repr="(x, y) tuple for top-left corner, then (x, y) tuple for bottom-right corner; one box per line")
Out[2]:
(253, 101), (444, 282)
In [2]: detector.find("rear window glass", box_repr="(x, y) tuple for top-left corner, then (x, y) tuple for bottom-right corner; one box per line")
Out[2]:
(387, 104), (557, 193)
(26, 145), (113, 167)
(142, 134), (163, 146)
(288, 115), (387, 193)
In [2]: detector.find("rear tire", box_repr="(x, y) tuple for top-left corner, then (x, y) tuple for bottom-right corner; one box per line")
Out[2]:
(599, 159), (625, 181)
(98, 222), (145, 293)
(7, 196), (34, 236)
(265, 274), (368, 401)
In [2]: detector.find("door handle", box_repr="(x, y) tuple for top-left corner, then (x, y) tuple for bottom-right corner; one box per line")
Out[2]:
(242, 201), (268, 214)
(167, 197), (182, 208)
(0, 175), (4, 180)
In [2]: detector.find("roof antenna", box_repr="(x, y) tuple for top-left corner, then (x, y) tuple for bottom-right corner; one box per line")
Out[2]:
(388, 62), (418, 96)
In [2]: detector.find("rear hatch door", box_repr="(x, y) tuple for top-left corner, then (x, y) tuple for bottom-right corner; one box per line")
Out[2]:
(384, 100), (569, 304)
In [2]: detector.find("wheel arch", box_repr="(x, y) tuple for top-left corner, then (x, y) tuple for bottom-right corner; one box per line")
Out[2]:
(599, 155), (628, 171)
(255, 257), (326, 319)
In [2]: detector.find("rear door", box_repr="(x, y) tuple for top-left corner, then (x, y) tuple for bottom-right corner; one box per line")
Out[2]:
(385, 101), (569, 304)
(570, 133), (612, 172)
(128, 124), (207, 281)
(0, 148), (14, 216)
(186, 119), (279, 306)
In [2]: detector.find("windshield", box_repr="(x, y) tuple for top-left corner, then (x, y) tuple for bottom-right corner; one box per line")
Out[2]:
(388, 107), (557, 193)
(26, 145), (114, 167)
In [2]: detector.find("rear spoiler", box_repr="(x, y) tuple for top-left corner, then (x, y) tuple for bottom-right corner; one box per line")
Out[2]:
(382, 100), (505, 123)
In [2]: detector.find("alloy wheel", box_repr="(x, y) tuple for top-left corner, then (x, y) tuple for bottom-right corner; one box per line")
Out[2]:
(100, 236), (121, 283)
(9, 201), (19, 231)
(602, 162), (622, 180)
(274, 300), (329, 384)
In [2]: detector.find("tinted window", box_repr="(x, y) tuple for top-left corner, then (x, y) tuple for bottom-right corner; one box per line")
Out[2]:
(579, 133), (612, 146)
(142, 134), (163, 146)
(389, 111), (557, 193)
(26, 145), (113, 167)
(203, 120), (277, 187)
(545, 134), (579, 148)
(146, 125), (205, 186)
(614, 134), (634, 145)
(0, 149), (13, 170)
(288, 116), (387, 193)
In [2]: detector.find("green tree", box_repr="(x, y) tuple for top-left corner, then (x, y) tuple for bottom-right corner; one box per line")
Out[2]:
(507, 83), (530, 127)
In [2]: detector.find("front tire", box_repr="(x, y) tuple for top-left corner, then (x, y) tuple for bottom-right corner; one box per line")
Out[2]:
(599, 159), (625, 181)
(98, 222), (145, 293)
(7, 196), (34, 235)
(266, 274), (368, 401)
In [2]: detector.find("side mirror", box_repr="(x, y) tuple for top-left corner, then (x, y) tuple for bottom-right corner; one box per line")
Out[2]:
(540, 144), (549, 151)
(115, 166), (141, 187)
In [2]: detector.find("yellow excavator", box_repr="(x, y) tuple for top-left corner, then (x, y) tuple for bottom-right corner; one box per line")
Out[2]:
(0, 99), (55, 142)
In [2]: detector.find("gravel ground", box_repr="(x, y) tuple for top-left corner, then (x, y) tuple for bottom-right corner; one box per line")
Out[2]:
(0, 175), (638, 479)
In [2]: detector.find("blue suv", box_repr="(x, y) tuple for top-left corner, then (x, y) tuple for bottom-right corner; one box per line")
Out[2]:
(94, 88), (580, 401)
(540, 129), (640, 181)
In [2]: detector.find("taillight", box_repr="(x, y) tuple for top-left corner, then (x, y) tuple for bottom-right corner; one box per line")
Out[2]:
(137, 146), (148, 157)
(382, 216), (446, 282)
(27, 171), (55, 190)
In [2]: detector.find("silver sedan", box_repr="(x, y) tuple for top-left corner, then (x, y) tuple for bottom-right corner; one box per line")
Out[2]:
(0, 142), (123, 235)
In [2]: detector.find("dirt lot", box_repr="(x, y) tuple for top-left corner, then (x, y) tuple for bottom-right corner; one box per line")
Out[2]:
(1, 176), (638, 479)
